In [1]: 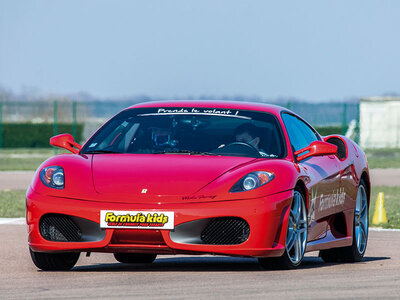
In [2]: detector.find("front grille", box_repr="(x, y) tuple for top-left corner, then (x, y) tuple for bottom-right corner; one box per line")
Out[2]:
(200, 217), (250, 245)
(39, 214), (82, 242)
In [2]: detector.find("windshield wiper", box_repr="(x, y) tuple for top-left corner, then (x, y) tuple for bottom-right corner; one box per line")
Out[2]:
(85, 149), (219, 156)
(153, 150), (219, 156)
(84, 150), (121, 154)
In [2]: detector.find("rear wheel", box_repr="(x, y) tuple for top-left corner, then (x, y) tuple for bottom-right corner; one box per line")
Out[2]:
(320, 179), (369, 263)
(113, 253), (157, 264)
(259, 188), (308, 269)
(29, 248), (80, 271)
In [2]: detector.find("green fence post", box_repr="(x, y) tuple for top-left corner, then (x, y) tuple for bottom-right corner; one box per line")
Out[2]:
(53, 101), (58, 155)
(286, 101), (291, 110)
(0, 102), (3, 149)
(342, 103), (347, 135)
(72, 101), (77, 140)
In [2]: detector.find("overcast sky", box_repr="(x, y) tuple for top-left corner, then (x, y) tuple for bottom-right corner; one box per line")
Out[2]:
(1, 1), (399, 101)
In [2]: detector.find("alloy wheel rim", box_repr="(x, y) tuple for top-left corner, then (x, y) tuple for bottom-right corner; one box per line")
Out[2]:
(286, 191), (307, 265)
(355, 184), (368, 254)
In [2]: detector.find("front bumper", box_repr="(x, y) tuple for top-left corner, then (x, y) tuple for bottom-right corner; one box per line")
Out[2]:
(26, 188), (293, 258)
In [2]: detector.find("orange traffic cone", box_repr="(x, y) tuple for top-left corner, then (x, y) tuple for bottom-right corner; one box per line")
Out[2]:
(372, 192), (388, 225)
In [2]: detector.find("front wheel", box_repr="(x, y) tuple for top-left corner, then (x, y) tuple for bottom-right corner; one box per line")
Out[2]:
(259, 188), (308, 269)
(29, 248), (80, 271)
(320, 179), (369, 263)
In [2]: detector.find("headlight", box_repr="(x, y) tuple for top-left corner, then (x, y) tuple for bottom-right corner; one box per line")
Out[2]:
(230, 171), (274, 193)
(40, 166), (65, 189)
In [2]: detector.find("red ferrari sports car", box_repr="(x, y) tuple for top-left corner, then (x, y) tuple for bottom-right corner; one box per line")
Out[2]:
(26, 101), (370, 270)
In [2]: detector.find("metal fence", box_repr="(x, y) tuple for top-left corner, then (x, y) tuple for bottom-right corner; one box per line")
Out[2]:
(0, 100), (359, 147)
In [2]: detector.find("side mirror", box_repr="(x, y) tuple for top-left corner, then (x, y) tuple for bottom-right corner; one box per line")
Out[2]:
(294, 141), (337, 162)
(50, 134), (82, 154)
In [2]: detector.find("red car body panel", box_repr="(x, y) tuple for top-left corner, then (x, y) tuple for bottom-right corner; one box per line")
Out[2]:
(26, 101), (370, 259)
(91, 155), (255, 198)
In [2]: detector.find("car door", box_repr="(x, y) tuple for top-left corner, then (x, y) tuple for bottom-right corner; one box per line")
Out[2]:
(282, 113), (341, 242)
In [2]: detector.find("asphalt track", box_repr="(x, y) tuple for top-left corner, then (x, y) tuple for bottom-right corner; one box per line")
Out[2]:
(0, 224), (399, 299)
(1, 170), (399, 299)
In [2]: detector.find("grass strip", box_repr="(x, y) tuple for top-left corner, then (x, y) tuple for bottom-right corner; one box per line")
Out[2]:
(0, 190), (26, 218)
(0, 148), (68, 171)
(370, 186), (400, 229)
(1, 147), (400, 170)
(365, 148), (400, 169)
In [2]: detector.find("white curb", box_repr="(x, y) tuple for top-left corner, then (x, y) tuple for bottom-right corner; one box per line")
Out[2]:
(0, 218), (25, 225)
(369, 227), (400, 232)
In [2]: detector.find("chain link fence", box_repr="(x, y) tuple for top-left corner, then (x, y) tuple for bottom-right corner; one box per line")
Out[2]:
(0, 100), (359, 148)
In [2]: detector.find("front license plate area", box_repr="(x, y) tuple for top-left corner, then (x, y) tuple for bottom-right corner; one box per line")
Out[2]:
(100, 210), (174, 230)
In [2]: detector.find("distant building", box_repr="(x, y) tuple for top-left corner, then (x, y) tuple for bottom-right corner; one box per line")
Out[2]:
(360, 97), (400, 148)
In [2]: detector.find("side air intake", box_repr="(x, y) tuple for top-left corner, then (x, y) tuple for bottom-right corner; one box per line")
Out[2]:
(39, 214), (82, 242)
(200, 217), (250, 245)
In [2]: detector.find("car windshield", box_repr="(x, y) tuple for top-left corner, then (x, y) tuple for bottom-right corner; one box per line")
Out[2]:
(81, 107), (286, 158)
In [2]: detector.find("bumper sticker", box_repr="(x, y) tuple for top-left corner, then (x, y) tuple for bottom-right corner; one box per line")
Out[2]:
(100, 211), (174, 229)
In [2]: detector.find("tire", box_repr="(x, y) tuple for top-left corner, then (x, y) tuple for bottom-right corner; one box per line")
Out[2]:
(29, 248), (80, 271)
(113, 253), (157, 264)
(319, 179), (369, 263)
(259, 188), (308, 269)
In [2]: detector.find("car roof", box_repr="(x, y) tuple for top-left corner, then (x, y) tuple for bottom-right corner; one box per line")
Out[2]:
(127, 100), (288, 116)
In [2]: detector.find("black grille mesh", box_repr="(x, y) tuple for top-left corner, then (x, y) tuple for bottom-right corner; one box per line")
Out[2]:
(200, 217), (250, 245)
(39, 214), (82, 242)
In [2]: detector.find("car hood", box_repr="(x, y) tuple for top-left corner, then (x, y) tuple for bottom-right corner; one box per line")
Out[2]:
(92, 154), (256, 196)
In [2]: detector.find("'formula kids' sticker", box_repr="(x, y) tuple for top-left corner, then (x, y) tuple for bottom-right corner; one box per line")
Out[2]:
(100, 211), (174, 230)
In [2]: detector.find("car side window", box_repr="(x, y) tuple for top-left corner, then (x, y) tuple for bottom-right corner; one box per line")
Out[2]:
(282, 113), (320, 152)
